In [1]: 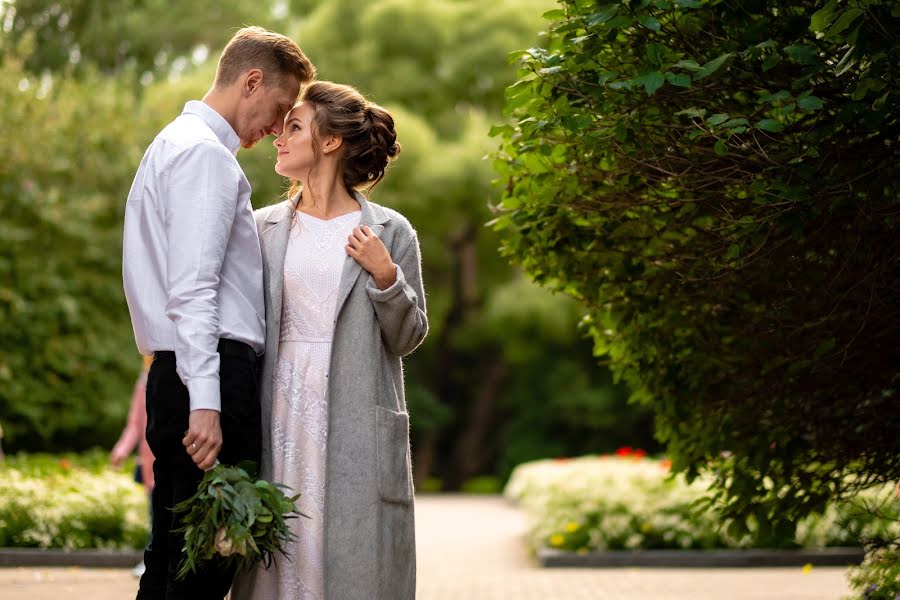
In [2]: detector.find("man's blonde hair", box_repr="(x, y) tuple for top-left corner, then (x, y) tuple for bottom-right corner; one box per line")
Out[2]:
(215, 26), (315, 88)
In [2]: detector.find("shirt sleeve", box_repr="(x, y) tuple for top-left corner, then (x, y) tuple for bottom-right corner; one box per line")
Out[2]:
(162, 141), (239, 412)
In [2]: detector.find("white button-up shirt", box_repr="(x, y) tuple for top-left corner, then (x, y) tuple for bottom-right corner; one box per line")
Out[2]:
(123, 101), (265, 412)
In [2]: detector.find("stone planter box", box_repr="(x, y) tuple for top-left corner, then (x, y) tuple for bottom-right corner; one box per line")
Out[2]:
(537, 547), (865, 568)
(0, 548), (143, 568)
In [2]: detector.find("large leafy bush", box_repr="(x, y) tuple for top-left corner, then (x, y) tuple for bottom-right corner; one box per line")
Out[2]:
(493, 0), (898, 529)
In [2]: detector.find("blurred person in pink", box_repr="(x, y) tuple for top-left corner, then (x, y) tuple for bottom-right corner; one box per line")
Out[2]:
(110, 355), (156, 492)
(110, 355), (155, 577)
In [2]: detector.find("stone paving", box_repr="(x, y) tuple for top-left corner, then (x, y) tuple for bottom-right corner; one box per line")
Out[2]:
(0, 495), (853, 600)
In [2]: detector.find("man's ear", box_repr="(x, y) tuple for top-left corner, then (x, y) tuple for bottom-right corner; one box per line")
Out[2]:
(243, 69), (264, 97)
(322, 134), (344, 155)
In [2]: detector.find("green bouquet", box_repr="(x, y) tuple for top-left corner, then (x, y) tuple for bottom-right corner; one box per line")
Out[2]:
(173, 461), (303, 579)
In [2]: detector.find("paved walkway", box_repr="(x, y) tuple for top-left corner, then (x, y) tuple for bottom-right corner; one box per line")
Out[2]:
(0, 495), (853, 600)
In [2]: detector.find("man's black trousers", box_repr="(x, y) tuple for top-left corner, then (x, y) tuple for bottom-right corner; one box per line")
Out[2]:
(136, 340), (262, 600)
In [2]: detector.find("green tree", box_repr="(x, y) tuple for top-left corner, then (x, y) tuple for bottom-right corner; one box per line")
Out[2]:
(0, 49), (145, 448)
(493, 0), (898, 543)
(0, 0), (277, 80)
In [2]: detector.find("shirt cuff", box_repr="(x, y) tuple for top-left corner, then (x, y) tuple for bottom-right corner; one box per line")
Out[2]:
(186, 376), (221, 412)
(366, 264), (406, 301)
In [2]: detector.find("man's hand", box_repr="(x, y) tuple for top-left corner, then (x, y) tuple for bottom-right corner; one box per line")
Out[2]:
(183, 409), (222, 470)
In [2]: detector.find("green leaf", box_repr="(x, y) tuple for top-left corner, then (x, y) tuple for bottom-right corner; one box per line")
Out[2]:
(675, 107), (706, 119)
(640, 16), (661, 31)
(810, 0), (839, 32)
(834, 47), (857, 76)
(707, 113), (729, 126)
(673, 59), (702, 71)
(587, 6), (619, 28)
(756, 119), (783, 132)
(762, 55), (781, 72)
(714, 139), (727, 156)
(693, 53), (733, 80)
(633, 71), (665, 96)
(665, 72), (691, 87)
(784, 45), (818, 65)
(826, 8), (863, 39)
(725, 244), (741, 259)
(597, 70), (619, 84)
(721, 118), (749, 129)
(797, 96), (823, 111)
(542, 9), (566, 20)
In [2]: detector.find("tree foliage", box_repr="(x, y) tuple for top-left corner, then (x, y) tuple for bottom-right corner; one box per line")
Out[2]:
(0, 50), (146, 448)
(0, 0), (277, 80)
(493, 0), (899, 529)
(1, 0), (661, 479)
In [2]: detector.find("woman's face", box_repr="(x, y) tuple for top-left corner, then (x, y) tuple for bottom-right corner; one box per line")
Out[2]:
(273, 102), (317, 180)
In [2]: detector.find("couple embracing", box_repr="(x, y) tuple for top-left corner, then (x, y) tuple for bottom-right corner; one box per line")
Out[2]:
(123, 26), (427, 600)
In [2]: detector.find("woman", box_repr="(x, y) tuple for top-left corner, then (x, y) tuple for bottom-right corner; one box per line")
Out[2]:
(231, 81), (427, 600)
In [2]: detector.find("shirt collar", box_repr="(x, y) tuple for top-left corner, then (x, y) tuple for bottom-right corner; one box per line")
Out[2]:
(182, 101), (241, 156)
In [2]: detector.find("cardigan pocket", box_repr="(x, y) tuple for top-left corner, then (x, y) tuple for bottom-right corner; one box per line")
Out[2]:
(375, 406), (413, 505)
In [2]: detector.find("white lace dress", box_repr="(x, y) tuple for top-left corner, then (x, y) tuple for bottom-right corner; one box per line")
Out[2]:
(240, 208), (360, 600)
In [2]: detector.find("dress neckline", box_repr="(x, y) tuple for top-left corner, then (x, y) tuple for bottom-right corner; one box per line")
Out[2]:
(293, 209), (361, 224)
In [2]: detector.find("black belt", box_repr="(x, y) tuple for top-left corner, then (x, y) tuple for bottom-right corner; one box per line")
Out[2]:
(154, 339), (258, 364)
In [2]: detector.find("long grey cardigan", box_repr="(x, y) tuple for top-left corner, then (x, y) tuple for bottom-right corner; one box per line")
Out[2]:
(249, 191), (426, 599)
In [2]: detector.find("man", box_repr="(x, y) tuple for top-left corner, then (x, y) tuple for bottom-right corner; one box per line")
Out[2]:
(122, 27), (315, 600)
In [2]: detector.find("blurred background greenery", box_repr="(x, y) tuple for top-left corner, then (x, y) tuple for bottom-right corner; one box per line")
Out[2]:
(0, 0), (660, 490)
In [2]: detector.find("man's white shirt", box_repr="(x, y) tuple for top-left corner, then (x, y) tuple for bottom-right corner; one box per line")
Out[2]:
(123, 101), (265, 413)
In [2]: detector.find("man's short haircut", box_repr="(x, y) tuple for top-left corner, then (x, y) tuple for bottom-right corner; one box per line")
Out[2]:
(215, 26), (316, 88)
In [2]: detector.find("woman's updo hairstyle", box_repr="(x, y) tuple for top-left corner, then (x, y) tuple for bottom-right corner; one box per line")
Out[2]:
(300, 81), (400, 193)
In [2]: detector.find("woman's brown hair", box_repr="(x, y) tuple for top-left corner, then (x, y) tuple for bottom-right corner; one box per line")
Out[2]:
(287, 81), (400, 200)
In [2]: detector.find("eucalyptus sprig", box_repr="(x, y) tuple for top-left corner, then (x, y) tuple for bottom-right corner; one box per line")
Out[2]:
(173, 461), (303, 579)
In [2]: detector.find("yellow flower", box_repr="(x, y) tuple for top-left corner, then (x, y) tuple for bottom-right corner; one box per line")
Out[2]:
(565, 522), (580, 533)
(801, 563), (813, 575)
(549, 534), (565, 547)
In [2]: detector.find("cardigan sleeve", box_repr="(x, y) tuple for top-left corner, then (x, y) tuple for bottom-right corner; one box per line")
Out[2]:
(365, 233), (428, 357)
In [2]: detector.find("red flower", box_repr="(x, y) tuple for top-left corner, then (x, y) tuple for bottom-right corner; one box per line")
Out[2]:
(59, 458), (72, 471)
(615, 446), (633, 457)
(660, 458), (673, 470)
(632, 449), (647, 459)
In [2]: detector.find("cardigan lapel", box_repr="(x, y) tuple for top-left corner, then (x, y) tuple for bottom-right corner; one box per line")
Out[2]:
(261, 201), (294, 334)
(333, 191), (391, 321)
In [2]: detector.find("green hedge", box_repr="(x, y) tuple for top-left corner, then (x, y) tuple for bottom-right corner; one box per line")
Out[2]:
(0, 451), (148, 549)
(505, 456), (899, 553)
